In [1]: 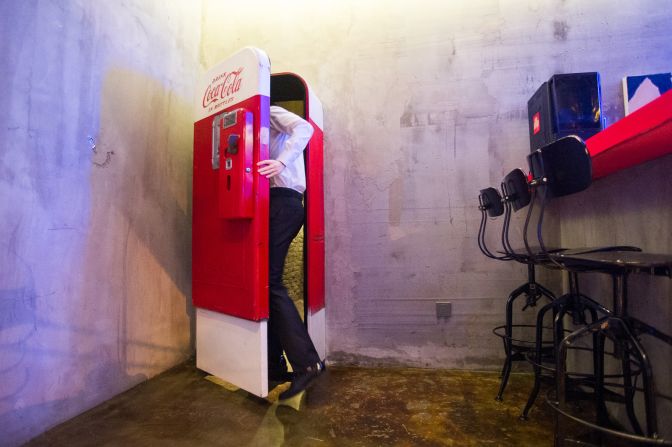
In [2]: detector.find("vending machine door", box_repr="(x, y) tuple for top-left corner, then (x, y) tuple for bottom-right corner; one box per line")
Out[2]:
(193, 47), (271, 397)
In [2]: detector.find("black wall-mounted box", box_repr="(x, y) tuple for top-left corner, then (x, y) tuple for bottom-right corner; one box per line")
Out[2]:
(527, 72), (604, 152)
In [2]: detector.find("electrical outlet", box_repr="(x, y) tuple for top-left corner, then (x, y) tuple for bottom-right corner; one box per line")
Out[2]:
(436, 301), (452, 319)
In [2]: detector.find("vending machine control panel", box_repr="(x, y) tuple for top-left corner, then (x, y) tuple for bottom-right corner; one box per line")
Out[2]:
(212, 109), (255, 219)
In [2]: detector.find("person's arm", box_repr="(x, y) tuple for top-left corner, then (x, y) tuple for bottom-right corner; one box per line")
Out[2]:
(271, 107), (314, 167)
(257, 106), (314, 178)
(257, 159), (285, 178)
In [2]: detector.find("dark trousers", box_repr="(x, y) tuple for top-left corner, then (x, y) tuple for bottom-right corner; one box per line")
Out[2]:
(268, 188), (320, 372)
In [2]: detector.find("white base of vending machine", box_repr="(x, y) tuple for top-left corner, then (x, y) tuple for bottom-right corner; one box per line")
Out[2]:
(196, 307), (268, 397)
(307, 307), (326, 361)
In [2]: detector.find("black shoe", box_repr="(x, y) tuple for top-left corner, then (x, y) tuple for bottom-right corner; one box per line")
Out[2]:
(269, 355), (293, 383)
(279, 362), (324, 400)
(269, 369), (294, 383)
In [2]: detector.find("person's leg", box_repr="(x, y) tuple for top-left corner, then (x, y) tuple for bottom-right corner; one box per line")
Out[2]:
(268, 335), (284, 368)
(268, 335), (289, 382)
(269, 287), (320, 370)
(268, 193), (321, 372)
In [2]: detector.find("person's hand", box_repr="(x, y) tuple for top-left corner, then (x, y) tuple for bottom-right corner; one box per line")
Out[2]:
(257, 159), (285, 178)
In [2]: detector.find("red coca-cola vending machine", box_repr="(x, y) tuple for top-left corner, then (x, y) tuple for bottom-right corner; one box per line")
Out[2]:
(192, 47), (325, 397)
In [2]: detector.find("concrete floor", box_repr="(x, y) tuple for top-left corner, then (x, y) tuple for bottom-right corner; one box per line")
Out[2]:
(27, 362), (555, 446)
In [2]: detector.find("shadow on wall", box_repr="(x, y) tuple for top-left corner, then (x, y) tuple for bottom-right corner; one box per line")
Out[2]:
(0, 68), (195, 445)
(82, 67), (195, 375)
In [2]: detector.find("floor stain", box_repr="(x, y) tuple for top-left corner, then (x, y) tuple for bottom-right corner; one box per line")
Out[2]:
(27, 362), (555, 446)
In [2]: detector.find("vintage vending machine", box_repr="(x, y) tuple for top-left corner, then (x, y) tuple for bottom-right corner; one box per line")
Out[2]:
(192, 47), (325, 398)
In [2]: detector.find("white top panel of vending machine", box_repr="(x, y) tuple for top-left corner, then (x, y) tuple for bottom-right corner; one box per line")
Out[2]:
(194, 47), (271, 122)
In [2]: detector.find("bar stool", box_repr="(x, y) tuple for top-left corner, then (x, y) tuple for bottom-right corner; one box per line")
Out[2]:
(550, 250), (672, 446)
(519, 136), (641, 421)
(483, 169), (565, 401)
(479, 179), (559, 402)
(521, 256), (614, 421)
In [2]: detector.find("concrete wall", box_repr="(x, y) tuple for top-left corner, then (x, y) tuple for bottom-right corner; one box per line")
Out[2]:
(201, 0), (672, 369)
(0, 1), (200, 445)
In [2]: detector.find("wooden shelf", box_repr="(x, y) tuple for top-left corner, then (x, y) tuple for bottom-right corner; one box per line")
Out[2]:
(586, 90), (672, 179)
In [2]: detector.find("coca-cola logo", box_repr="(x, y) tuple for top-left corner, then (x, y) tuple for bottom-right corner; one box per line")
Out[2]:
(202, 67), (244, 108)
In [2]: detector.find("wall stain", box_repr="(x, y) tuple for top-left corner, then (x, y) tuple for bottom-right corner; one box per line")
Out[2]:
(400, 106), (419, 128)
(553, 20), (570, 41)
(388, 175), (404, 227)
(92, 150), (115, 168)
(88, 136), (115, 168)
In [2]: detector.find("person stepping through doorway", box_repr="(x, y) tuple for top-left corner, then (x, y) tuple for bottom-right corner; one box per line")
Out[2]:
(257, 104), (324, 400)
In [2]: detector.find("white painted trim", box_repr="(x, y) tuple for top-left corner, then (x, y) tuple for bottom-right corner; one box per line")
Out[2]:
(306, 82), (324, 131)
(196, 307), (268, 397)
(195, 47), (271, 122)
(307, 307), (326, 361)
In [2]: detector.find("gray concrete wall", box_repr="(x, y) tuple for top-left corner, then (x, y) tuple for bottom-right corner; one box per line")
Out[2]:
(201, 0), (672, 370)
(0, 1), (200, 445)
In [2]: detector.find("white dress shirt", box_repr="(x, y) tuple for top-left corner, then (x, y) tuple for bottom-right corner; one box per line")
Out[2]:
(269, 105), (314, 194)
